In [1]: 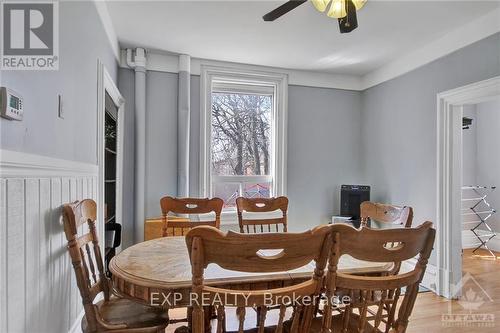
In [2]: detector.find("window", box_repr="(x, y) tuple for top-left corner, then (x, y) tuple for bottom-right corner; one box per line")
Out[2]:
(200, 66), (287, 211)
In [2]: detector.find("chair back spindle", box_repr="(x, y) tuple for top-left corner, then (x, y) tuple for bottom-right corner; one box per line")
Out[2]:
(236, 196), (288, 233)
(322, 222), (435, 333)
(160, 197), (223, 237)
(63, 200), (109, 333)
(186, 225), (332, 333)
(360, 201), (414, 275)
(360, 201), (413, 228)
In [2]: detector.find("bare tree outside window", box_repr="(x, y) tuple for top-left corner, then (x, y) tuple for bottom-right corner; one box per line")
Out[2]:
(211, 92), (272, 206)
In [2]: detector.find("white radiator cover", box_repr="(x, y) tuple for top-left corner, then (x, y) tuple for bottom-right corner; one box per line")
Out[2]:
(0, 150), (99, 333)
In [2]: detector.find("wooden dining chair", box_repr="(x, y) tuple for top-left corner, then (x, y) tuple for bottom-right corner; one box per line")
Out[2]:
(360, 201), (414, 228)
(185, 224), (332, 333)
(62, 199), (168, 333)
(318, 222), (435, 333)
(360, 201), (414, 276)
(160, 196), (224, 237)
(236, 196), (288, 233)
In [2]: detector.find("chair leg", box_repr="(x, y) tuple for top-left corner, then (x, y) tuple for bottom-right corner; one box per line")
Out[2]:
(204, 306), (212, 333)
(188, 306), (193, 329)
(192, 306), (204, 333)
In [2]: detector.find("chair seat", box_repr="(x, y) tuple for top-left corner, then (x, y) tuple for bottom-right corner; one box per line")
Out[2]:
(82, 295), (168, 332)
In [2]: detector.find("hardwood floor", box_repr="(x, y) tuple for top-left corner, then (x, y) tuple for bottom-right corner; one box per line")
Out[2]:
(407, 249), (500, 333)
(166, 249), (500, 332)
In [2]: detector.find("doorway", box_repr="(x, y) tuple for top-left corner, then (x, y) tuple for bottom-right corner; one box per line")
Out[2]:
(461, 100), (500, 258)
(436, 76), (500, 298)
(97, 62), (125, 274)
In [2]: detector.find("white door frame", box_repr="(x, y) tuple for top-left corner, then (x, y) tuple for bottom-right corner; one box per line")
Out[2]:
(436, 76), (500, 298)
(97, 60), (125, 247)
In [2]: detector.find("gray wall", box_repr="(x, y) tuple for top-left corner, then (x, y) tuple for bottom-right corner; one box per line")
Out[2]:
(476, 98), (500, 232)
(462, 105), (477, 186)
(287, 86), (363, 230)
(361, 33), (500, 239)
(145, 71), (179, 217)
(0, 1), (118, 164)
(461, 105), (477, 232)
(120, 70), (364, 228)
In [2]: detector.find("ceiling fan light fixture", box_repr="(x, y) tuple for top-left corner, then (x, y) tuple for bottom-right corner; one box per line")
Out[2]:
(311, 0), (330, 12)
(339, 0), (358, 33)
(327, 0), (347, 18)
(263, 0), (365, 33)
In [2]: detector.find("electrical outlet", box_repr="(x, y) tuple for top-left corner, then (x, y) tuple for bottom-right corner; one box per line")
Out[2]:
(58, 94), (64, 119)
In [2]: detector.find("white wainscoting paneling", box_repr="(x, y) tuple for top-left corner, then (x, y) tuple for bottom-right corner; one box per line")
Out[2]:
(0, 150), (99, 333)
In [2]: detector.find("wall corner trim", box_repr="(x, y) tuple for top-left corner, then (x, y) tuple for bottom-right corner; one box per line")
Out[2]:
(0, 149), (98, 178)
(68, 310), (85, 333)
(94, 0), (120, 61)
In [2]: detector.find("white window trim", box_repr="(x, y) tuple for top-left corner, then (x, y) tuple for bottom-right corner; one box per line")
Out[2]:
(199, 65), (288, 220)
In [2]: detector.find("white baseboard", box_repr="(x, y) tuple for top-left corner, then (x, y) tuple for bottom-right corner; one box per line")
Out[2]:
(462, 229), (500, 251)
(68, 310), (84, 333)
(401, 258), (438, 293)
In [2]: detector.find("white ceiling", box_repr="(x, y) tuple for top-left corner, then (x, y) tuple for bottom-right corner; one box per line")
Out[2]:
(106, 1), (500, 76)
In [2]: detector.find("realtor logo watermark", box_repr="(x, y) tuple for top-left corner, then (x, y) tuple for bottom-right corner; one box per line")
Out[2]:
(1, 1), (59, 70)
(442, 272), (495, 328)
(150, 291), (351, 309)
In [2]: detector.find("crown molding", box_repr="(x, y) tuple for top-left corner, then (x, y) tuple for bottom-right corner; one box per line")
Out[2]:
(94, 0), (120, 61)
(362, 7), (500, 90)
(191, 58), (362, 90)
(119, 50), (363, 91)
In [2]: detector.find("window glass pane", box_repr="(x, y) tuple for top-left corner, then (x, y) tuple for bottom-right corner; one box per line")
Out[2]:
(243, 182), (271, 199)
(211, 92), (272, 176)
(212, 183), (239, 208)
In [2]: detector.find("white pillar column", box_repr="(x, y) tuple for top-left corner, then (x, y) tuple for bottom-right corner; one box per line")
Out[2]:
(177, 54), (191, 197)
(127, 48), (147, 243)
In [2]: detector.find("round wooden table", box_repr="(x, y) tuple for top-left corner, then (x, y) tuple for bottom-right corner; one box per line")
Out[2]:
(110, 236), (392, 308)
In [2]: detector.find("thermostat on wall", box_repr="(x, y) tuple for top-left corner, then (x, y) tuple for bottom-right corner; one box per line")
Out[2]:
(0, 87), (23, 121)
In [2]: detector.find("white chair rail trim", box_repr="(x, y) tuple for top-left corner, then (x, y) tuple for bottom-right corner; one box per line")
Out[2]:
(0, 149), (98, 178)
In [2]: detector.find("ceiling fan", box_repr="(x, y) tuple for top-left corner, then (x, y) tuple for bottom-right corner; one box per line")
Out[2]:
(263, 0), (367, 33)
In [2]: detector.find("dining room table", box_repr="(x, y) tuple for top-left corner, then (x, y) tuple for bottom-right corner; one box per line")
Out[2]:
(109, 236), (393, 311)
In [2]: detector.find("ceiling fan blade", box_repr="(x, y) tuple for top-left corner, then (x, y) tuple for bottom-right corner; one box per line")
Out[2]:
(263, 0), (308, 22)
(338, 0), (358, 33)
